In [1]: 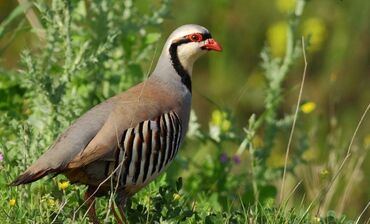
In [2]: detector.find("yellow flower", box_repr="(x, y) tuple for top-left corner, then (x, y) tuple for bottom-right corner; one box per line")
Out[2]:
(313, 217), (321, 223)
(303, 18), (327, 52)
(267, 21), (288, 57)
(320, 169), (329, 178)
(211, 110), (223, 126)
(48, 198), (56, 207)
(267, 149), (286, 168)
(364, 134), (370, 148)
(301, 102), (316, 114)
(9, 199), (16, 207)
(276, 0), (296, 13)
(302, 148), (318, 161)
(58, 181), (70, 190)
(211, 110), (231, 132)
(173, 193), (181, 201)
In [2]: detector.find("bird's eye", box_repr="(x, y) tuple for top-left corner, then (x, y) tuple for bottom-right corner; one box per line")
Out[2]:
(187, 33), (203, 42)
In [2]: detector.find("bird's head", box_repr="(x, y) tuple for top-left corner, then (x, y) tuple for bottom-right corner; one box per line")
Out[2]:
(165, 24), (222, 73)
(152, 24), (222, 92)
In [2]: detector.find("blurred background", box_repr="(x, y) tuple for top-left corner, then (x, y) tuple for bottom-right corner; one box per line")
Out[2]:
(2, 0), (369, 128)
(0, 0), (369, 221)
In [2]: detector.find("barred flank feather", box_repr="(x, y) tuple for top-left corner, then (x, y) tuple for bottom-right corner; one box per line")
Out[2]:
(110, 111), (183, 187)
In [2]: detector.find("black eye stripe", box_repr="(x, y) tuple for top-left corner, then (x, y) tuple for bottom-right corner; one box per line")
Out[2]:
(202, 33), (212, 40)
(182, 32), (212, 41)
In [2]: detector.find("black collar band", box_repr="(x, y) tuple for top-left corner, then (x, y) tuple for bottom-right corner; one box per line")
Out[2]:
(169, 38), (192, 93)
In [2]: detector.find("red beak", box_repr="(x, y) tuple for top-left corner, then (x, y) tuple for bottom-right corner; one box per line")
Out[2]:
(203, 38), (222, 52)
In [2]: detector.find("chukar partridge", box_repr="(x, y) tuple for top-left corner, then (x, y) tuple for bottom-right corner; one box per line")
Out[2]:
(11, 24), (222, 223)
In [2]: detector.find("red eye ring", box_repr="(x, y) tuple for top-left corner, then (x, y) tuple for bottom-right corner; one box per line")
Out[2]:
(187, 33), (203, 42)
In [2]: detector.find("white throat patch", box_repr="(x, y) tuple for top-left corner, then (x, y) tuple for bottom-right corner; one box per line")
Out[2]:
(176, 42), (206, 75)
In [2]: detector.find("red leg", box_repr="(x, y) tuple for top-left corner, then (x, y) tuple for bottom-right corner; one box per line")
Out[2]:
(110, 203), (124, 224)
(84, 188), (99, 224)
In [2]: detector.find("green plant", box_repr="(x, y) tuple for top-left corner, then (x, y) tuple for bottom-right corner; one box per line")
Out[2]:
(1, 0), (170, 223)
(0, 0), (367, 223)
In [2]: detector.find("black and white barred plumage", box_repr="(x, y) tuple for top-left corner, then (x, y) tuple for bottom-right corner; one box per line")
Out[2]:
(104, 112), (182, 187)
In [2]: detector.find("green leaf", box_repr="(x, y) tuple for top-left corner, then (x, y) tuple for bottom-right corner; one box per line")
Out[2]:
(145, 32), (161, 45)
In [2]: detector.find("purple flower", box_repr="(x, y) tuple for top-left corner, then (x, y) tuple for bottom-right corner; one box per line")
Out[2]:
(233, 155), (241, 164)
(220, 153), (229, 163)
(0, 152), (3, 162)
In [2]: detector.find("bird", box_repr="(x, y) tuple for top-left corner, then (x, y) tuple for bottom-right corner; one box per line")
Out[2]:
(10, 24), (222, 224)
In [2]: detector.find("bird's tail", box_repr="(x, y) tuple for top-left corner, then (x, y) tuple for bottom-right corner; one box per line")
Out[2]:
(10, 169), (51, 186)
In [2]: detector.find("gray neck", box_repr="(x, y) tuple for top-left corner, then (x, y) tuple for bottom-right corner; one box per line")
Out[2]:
(150, 41), (192, 93)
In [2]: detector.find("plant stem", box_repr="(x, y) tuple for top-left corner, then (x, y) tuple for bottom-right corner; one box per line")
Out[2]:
(280, 36), (308, 203)
(17, 0), (46, 40)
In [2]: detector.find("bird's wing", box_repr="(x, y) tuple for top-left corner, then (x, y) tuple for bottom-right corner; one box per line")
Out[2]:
(66, 80), (180, 169)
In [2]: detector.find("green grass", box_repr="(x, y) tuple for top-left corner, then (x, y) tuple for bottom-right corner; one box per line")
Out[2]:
(0, 0), (369, 223)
